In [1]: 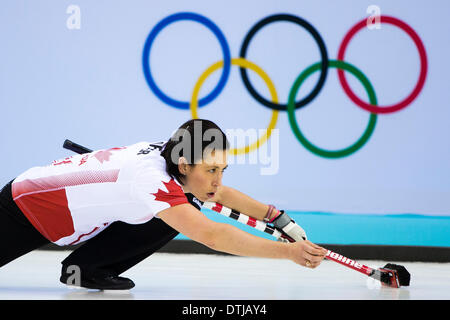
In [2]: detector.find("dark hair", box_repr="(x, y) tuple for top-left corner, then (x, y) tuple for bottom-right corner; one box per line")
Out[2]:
(161, 119), (229, 184)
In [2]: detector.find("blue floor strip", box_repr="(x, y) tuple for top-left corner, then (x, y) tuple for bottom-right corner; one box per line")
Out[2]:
(175, 209), (450, 247)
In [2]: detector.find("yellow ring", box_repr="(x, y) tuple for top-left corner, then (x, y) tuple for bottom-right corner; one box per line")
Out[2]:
(190, 57), (279, 155)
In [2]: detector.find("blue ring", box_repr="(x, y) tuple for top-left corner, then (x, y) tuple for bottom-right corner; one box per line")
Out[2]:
(142, 12), (231, 110)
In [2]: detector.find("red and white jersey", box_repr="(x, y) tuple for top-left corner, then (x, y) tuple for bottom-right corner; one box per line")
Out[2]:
(11, 142), (189, 246)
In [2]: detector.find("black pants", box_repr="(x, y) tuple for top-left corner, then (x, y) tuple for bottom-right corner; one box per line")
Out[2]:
(61, 217), (179, 279)
(0, 181), (51, 267)
(0, 180), (179, 279)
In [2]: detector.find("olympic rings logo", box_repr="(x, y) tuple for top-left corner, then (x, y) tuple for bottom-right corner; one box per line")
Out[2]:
(142, 12), (427, 158)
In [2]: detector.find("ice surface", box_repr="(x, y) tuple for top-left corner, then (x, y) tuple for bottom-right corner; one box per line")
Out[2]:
(0, 251), (449, 300)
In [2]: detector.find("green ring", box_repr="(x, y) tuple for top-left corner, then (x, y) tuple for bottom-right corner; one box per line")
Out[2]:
(287, 60), (378, 158)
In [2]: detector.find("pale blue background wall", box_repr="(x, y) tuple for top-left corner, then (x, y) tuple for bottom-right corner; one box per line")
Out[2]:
(1, 0), (449, 246)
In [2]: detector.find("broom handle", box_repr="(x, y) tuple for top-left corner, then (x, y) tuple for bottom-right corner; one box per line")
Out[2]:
(202, 201), (377, 278)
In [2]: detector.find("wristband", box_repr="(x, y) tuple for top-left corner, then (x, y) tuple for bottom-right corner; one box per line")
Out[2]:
(269, 209), (281, 223)
(263, 205), (275, 222)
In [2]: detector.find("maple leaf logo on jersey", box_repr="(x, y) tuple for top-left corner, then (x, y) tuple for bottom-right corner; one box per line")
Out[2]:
(94, 147), (125, 164)
(151, 179), (188, 207)
(94, 150), (113, 163)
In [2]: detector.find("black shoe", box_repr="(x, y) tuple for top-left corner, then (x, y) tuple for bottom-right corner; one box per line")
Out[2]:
(60, 274), (135, 290)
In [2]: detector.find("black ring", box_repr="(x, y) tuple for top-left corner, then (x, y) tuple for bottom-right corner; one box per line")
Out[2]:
(239, 14), (329, 111)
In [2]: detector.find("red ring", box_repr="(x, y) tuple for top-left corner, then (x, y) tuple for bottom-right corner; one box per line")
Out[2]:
(337, 15), (428, 114)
